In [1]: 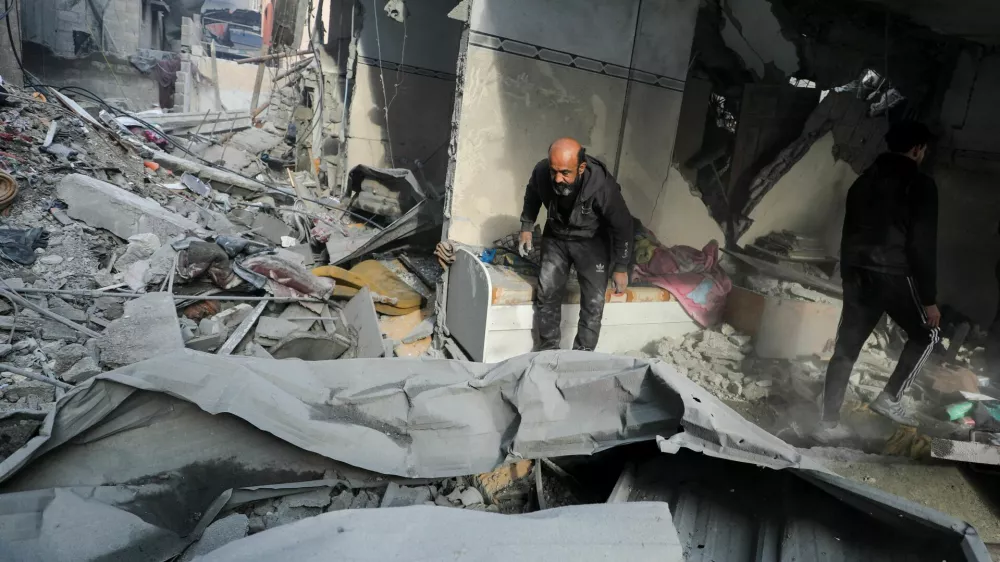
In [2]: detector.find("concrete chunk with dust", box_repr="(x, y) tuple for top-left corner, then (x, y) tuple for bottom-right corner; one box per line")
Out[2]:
(57, 173), (203, 240)
(98, 293), (185, 368)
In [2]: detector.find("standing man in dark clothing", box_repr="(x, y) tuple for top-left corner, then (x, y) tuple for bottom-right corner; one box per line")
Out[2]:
(814, 121), (940, 442)
(518, 138), (634, 351)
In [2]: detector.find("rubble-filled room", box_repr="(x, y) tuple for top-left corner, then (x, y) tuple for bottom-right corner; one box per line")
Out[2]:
(2, 0), (1000, 560)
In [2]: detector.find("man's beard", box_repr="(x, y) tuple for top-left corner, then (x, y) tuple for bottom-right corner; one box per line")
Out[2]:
(555, 175), (583, 197)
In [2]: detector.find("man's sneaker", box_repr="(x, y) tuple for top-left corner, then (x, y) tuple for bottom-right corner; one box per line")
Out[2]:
(869, 392), (917, 426)
(812, 421), (852, 444)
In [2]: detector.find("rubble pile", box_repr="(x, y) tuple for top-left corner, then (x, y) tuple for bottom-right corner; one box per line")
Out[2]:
(0, 81), (445, 459)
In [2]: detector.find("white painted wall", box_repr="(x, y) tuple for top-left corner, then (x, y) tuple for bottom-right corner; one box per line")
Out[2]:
(739, 133), (858, 256)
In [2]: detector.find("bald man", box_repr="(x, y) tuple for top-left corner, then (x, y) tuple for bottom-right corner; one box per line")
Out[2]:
(518, 138), (634, 351)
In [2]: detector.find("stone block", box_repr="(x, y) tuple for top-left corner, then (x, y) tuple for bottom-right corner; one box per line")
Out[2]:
(53, 343), (89, 373)
(62, 356), (102, 384)
(57, 174), (203, 241)
(98, 293), (184, 368)
(254, 317), (298, 344)
(380, 483), (432, 508)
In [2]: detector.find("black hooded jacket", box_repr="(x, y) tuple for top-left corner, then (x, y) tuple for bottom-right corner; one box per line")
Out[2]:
(520, 155), (633, 272)
(840, 152), (938, 305)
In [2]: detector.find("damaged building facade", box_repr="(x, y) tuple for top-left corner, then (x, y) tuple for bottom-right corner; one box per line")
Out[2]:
(5, 0), (1000, 559)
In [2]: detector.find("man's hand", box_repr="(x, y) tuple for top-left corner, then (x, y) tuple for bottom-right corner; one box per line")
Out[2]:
(612, 271), (628, 295)
(518, 231), (533, 257)
(924, 304), (941, 328)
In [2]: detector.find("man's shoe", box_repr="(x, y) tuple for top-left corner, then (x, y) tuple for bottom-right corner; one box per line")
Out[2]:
(869, 392), (917, 426)
(812, 421), (852, 444)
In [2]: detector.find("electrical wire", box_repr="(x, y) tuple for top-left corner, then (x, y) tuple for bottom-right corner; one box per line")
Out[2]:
(81, 0), (133, 110)
(371, 0), (394, 167)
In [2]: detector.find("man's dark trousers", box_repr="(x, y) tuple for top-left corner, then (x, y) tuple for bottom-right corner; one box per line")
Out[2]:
(535, 234), (610, 351)
(822, 267), (940, 422)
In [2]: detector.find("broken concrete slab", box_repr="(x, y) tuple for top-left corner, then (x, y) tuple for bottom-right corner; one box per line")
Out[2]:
(53, 343), (89, 373)
(2, 381), (56, 403)
(281, 488), (332, 509)
(270, 332), (350, 361)
(343, 287), (384, 359)
(253, 317), (298, 345)
(179, 514), (249, 562)
(277, 303), (318, 331)
(186, 332), (228, 353)
(251, 213), (293, 245)
(56, 174), (203, 241)
(61, 356), (102, 384)
(98, 293), (185, 368)
(380, 483), (433, 508)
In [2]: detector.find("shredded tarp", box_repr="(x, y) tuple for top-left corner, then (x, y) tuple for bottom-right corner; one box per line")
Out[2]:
(194, 503), (683, 562)
(4, 350), (989, 561)
(0, 350), (823, 485)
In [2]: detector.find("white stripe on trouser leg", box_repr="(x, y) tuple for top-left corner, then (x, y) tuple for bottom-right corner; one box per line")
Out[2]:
(895, 278), (939, 399)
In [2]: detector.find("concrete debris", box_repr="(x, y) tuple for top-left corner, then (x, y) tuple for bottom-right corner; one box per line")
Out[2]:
(380, 483), (433, 508)
(744, 274), (838, 304)
(57, 174), (204, 241)
(282, 488), (333, 509)
(61, 356), (102, 384)
(98, 293), (185, 368)
(254, 317), (298, 346)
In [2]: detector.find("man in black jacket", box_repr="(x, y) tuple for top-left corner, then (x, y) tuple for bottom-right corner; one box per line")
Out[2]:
(815, 121), (940, 443)
(518, 138), (634, 351)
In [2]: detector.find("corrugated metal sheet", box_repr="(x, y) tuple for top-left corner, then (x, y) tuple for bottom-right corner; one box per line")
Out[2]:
(628, 451), (974, 561)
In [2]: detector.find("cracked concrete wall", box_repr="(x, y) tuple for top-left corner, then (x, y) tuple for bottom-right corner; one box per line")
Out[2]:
(739, 132), (857, 256)
(446, 0), (700, 247)
(941, 49), (1000, 159)
(345, 0), (463, 190)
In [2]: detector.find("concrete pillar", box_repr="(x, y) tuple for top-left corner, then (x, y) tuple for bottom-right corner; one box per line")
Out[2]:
(0, 0), (24, 87)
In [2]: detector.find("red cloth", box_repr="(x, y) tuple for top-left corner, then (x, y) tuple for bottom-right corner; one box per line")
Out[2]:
(632, 240), (732, 327)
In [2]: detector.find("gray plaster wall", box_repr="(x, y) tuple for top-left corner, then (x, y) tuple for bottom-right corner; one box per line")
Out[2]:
(447, 0), (700, 246)
(345, 0), (464, 190)
(941, 50), (1000, 157)
(21, 0), (143, 58)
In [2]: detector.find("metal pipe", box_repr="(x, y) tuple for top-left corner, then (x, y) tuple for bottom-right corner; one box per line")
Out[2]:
(10, 287), (327, 304)
(0, 364), (74, 390)
(0, 290), (102, 339)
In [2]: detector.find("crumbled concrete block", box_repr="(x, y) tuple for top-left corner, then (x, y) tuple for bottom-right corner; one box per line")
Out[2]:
(349, 490), (380, 509)
(270, 332), (350, 361)
(179, 514), (249, 561)
(380, 483), (433, 508)
(199, 317), (223, 336)
(264, 504), (321, 529)
(241, 342), (274, 359)
(278, 303), (318, 331)
(327, 490), (354, 512)
(61, 356), (102, 384)
(251, 212), (293, 245)
(254, 317), (298, 344)
(40, 322), (84, 342)
(98, 293), (185, 368)
(214, 304), (253, 330)
(186, 332), (227, 352)
(53, 343), (89, 373)
(56, 174), (203, 240)
(282, 488), (332, 509)
(48, 297), (87, 323)
(458, 487), (485, 507)
(4, 381), (56, 403)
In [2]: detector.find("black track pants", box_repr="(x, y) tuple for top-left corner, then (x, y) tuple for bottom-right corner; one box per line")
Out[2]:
(822, 267), (940, 422)
(535, 235), (609, 351)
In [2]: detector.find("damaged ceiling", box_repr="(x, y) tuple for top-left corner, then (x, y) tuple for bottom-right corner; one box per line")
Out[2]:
(859, 0), (1000, 44)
